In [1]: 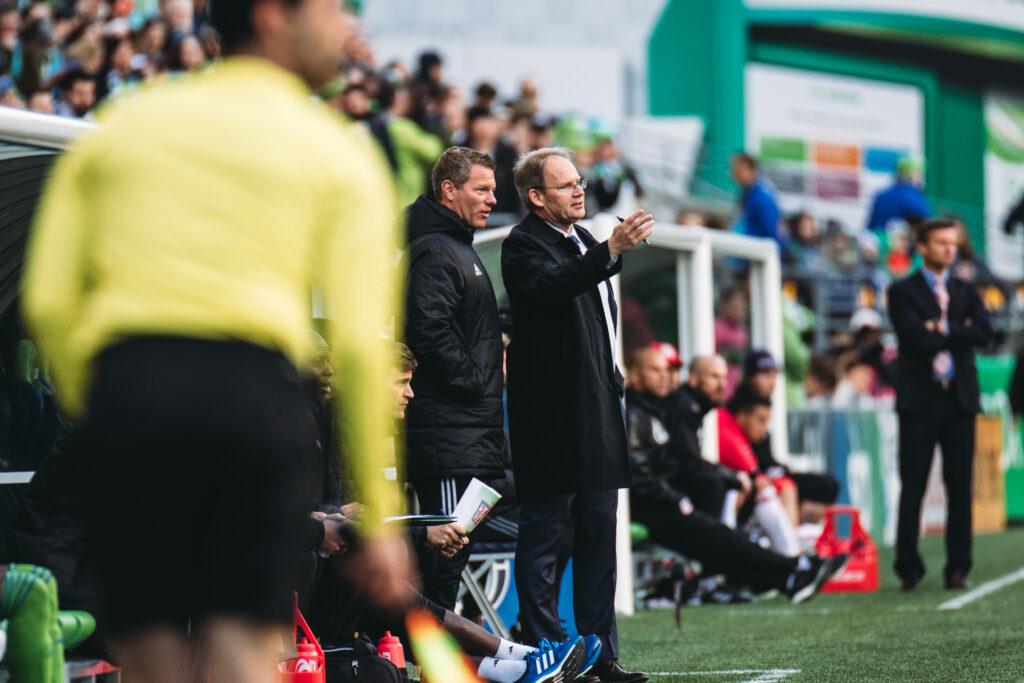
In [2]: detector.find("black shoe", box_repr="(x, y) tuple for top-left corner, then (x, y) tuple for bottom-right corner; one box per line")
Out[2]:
(701, 583), (755, 604)
(787, 553), (849, 603)
(945, 571), (970, 590)
(900, 574), (923, 592)
(588, 659), (650, 682)
(575, 676), (601, 683)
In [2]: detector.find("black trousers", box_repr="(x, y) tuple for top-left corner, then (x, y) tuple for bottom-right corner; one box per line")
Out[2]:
(790, 473), (840, 505)
(633, 504), (797, 591)
(515, 490), (619, 659)
(413, 477), (475, 612)
(895, 390), (976, 582)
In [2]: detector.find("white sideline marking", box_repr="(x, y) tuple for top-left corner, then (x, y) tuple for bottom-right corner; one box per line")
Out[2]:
(937, 566), (1024, 611)
(650, 669), (800, 681)
(724, 608), (830, 617)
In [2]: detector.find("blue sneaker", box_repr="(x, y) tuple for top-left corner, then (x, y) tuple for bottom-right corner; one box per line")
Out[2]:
(523, 636), (583, 683)
(577, 635), (602, 675)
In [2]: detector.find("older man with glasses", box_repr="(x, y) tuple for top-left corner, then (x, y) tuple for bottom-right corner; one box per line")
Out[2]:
(501, 147), (653, 683)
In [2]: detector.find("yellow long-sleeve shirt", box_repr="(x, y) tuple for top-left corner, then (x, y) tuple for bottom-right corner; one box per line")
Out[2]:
(23, 57), (402, 531)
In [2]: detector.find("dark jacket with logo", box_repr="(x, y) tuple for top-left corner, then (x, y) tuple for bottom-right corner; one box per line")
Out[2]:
(626, 388), (684, 513)
(501, 212), (631, 499)
(664, 383), (742, 496)
(402, 195), (506, 483)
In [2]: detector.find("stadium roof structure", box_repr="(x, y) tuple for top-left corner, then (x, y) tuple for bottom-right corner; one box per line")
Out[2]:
(0, 108), (93, 316)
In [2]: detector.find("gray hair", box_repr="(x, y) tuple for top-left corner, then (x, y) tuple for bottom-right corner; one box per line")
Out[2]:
(513, 146), (573, 211)
(431, 146), (495, 199)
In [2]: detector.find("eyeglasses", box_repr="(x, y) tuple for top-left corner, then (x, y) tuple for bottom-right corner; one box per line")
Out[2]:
(535, 178), (588, 193)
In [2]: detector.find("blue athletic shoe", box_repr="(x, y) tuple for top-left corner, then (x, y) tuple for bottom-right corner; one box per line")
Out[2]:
(577, 634), (602, 675)
(523, 636), (583, 683)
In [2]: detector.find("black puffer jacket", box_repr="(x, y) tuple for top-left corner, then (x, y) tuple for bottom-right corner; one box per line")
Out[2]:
(626, 388), (685, 511)
(663, 383), (743, 495)
(402, 195), (506, 482)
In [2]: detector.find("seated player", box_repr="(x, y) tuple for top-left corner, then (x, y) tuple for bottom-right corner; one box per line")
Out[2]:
(625, 348), (846, 599)
(300, 339), (597, 683)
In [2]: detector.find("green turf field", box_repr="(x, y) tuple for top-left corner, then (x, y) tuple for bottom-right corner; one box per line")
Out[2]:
(615, 527), (1024, 682)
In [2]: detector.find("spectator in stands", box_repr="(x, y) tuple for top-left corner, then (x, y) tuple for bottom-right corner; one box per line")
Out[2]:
(134, 18), (169, 73)
(714, 287), (748, 396)
(15, 15), (60, 96)
(526, 113), (553, 151)
(369, 76), (443, 207)
(804, 353), (837, 407)
(0, 74), (23, 108)
(473, 80), (498, 109)
(660, 353), (749, 524)
(510, 76), (540, 116)
(53, 68), (95, 118)
(164, 33), (205, 74)
(590, 134), (643, 212)
(730, 152), (781, 250)
(26, 88), (52, 113)
(625, 348), (848, 604)
(464, 105), (520, 215)
(718, 391), (803, 555)
(866, 158), (931, 233)
(0, 7), (18, 72)
(402, 147), (506, 612)
(734, 350), (840, 526)
(503, 147), (653, 683)
(783, 211), (823, 271)
(100, 35), (140, 100)
(951, 216), (1005, 298)
(832, 348), (877, 409)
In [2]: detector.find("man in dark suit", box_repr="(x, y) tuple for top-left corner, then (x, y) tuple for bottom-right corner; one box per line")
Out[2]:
(501, 147), (653, 683)
(887, 218), (993, 592)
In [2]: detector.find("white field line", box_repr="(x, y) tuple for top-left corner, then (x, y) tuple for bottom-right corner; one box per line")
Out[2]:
(650, 670), (801, 681)
(937, 566), (1024, 610)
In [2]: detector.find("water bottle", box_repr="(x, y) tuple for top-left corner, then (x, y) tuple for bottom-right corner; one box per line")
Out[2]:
(377, 631), (406, 669)
(294, 637), (319, 673)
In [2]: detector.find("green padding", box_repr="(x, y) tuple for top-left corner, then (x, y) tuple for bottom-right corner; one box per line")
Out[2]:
(58, 611), (95, 650)
(630, 522), (650, 545)
(1, 564), (65, 683)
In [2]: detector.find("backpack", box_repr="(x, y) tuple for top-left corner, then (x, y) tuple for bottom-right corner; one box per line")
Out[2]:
(323, 634), (406, 683)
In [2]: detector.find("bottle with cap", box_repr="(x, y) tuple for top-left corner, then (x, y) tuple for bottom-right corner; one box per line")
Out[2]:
(294, 637), (320, 673)
(377, 631), (406, 669)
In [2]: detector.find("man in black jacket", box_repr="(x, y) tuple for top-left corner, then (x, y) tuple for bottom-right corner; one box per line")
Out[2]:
(663, 353), (749, 521)
(626, 348), (847, 603)
(403, 146), (506, 610)
(888, 219), (994, 592)
(502, 147), (653, 683)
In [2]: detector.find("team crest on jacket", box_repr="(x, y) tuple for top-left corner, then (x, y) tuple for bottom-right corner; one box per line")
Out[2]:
(473, 263), (483, 276)
(651, 417), (670, 445)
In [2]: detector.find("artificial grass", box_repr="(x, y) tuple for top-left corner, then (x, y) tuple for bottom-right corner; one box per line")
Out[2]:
(615, 528), (1024, 682)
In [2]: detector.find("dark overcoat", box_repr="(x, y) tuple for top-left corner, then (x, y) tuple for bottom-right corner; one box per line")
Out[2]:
(500, 212), (632, 500)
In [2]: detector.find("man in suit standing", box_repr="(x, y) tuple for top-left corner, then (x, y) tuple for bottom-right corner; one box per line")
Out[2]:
(887, 218), (993, 592)
(502, 147), (653, 683)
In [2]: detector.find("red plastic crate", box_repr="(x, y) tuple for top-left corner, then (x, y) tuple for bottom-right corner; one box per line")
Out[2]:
(815, 506), (879, 593)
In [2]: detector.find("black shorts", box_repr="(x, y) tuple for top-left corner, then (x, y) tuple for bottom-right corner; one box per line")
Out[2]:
(80, 336), (316, 637)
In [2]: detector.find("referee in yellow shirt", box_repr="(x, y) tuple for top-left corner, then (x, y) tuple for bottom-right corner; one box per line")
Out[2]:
(21, 0), (410, 680)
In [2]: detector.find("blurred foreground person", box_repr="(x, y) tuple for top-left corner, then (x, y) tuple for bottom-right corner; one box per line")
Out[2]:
(22, 0), (409, 680)
(888, 219), (993, 592)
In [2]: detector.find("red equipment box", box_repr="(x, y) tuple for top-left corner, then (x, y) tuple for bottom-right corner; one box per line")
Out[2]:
(815, 505), (879, 593)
